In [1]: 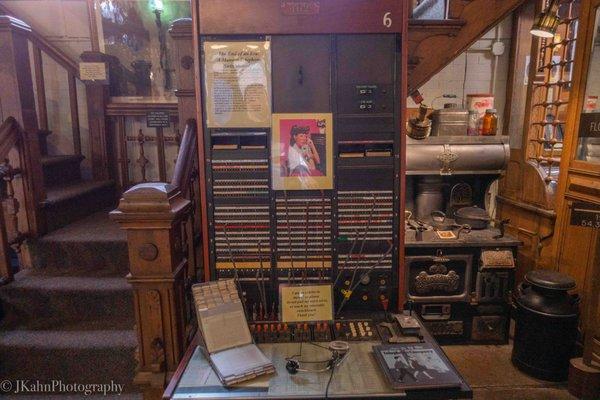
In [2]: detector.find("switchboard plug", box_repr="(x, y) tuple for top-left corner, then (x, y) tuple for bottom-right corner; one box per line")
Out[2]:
(380, 295), (390, 312)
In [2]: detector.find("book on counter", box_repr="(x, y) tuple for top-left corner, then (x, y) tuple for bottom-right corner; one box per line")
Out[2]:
(373, 343), (462, 390)
(192, 280), (275, 386)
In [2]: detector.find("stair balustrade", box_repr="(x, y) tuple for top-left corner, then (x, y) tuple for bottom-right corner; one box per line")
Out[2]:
(111, 118), (202, 389)
(0, 117), (29, 284)
(106, 103), (180, 191)
(0, 10), (118, 252)
(0, 4), (89, 168)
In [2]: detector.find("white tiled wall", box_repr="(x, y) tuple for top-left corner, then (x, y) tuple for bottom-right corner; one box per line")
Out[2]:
(410, 15), (514, 134)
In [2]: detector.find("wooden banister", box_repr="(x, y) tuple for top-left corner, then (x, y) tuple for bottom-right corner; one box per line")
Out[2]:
(68, 72), (82, 155)
(0, 117), (20, 159)
(0, 16), (45, 237)
(31, 46), (48, 132)
(111, 182), (191, 387)
(111, 119), (200, 387)
(0, 117), (27, 285)
(0, 6), (110, 183)
(0, 4), (78, 75)
(171, 119), (197, 194)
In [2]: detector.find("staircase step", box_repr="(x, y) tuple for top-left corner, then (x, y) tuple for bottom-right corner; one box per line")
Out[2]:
(42, 180), (115, 206)
(0, 329), (137, 386)
(0, 269), (134, 330)
(41, 154), (84, 187)
(41, 180), (117, 232)
(27, 211), (128, 275)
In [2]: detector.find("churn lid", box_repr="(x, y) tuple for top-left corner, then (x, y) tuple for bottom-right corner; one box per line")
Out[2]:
(525, 270), (576, 291)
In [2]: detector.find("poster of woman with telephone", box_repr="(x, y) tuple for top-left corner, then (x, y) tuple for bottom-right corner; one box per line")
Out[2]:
(285, 124), (322, 177)
(272, 113), (333, 190)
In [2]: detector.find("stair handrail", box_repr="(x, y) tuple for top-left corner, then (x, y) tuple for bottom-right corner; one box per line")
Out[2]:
(0, 5), (78, 75)
(171, 119), (198, 194)
(0, 5), (117, 186)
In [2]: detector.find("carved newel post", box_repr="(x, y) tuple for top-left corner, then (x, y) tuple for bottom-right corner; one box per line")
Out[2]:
(111, 182), (191, 388)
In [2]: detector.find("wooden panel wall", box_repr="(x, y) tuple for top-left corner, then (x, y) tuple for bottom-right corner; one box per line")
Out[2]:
(497, 1), (557, 281)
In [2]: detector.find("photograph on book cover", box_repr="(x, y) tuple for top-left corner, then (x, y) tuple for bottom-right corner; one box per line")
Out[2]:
(373, 343), (462, 390)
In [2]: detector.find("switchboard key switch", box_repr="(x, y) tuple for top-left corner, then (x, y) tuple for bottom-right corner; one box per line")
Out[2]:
(396, 314), (421, 336)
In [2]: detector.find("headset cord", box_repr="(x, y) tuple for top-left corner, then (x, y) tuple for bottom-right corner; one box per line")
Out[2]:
(325, 360), (336, 399)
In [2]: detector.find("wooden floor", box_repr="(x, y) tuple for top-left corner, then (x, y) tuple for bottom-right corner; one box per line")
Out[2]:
(444, 344), (576, 400)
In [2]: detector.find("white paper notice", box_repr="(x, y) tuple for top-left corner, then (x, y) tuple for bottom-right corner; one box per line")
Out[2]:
(201, 309), (252, 353)
(203, 41), (272, 128)
(79, 62), (107, 81)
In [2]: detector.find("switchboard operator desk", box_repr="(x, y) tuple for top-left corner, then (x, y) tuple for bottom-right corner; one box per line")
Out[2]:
(163, 318), (472, 399)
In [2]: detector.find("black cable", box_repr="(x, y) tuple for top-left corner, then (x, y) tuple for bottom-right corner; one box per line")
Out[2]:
(320, 191), (326, 283)
(348, 243), (394, 293)
(308, 342), (329, 350)
(336, 241), (394, 316)
(288, 341), (303, 360)
(325, 363), (336, 399)
(283, 191), (295, 281)
(332, 225), (360, 287)
(257, 241), (267, 314)
(345, 194), (377, 290)
(286, 342), (330, 364)
(223, 223), (245, 310)
(303, 200), (309, 284)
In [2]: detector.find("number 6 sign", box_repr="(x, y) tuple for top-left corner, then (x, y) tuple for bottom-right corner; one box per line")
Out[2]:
(383, 12), (392, 28)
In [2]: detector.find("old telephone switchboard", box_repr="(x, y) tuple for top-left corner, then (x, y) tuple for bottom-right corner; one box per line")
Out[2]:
(203, 33), (403, 317)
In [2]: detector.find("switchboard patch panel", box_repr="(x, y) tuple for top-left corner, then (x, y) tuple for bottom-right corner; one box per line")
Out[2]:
(202, 34), (403, 315)
(275, 194), (333, 282)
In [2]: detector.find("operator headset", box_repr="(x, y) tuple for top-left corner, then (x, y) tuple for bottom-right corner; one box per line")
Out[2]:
(285, 340), (351, 374)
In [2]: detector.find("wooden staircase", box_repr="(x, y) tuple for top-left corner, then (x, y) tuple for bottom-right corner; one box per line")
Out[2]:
(38, 139), (116, 232)
(408, 0), (528, 94)
(0, 10), (134, 394)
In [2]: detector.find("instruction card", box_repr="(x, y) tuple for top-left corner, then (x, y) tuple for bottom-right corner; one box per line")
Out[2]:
(79, 62), (108, 82)
(203, 41), (271, 128)
(279, 284), (333, 323)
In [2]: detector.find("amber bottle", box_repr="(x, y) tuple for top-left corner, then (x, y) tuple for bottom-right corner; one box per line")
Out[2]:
(481, 109), (498, 136)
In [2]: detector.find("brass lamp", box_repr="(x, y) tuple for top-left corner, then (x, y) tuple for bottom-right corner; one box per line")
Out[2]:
(531, 0), (561, 38)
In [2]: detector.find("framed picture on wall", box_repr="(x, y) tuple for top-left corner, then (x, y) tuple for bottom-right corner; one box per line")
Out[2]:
(271, 113), (333, 190)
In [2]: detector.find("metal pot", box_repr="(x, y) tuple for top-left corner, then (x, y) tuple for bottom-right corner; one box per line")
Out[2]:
(454, 206), (490, 229)
(415, 176), (444, 219)
(430, 211), (453, 230)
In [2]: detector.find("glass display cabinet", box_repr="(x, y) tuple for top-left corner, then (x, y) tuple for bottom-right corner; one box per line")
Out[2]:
(553, 0), (600, 396)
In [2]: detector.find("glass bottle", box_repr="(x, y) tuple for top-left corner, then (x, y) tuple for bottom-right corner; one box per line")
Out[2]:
(481, 109), (498, 136)
(467, 110), (479, 136)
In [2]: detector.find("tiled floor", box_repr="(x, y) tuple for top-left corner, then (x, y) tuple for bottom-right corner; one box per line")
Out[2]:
(444, 344), (577, 400)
